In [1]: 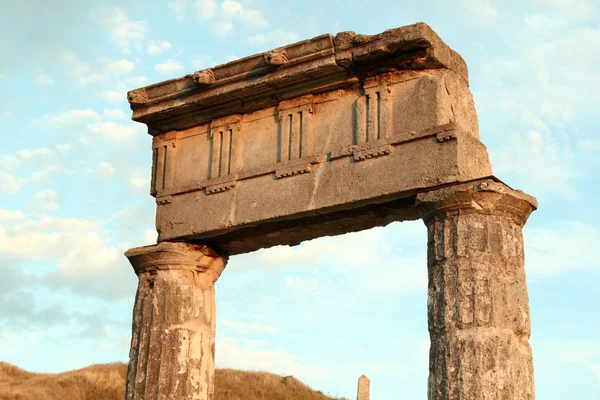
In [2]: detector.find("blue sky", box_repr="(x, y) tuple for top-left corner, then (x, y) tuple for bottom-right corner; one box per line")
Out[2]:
(0, 0), (599, 399)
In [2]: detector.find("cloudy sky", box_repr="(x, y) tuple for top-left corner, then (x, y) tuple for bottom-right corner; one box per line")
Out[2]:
(0, 0), (599, 399)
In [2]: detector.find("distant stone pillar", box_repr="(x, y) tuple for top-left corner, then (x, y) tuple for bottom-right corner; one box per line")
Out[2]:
(124, 241), (227, 400)
(417, 179), (537, 400)
(357, 375), (370, 400)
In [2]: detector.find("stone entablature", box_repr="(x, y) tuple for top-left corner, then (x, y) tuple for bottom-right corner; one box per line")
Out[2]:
(129, 23), (492, 255)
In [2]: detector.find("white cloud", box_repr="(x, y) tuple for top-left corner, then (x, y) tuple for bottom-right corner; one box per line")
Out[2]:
(219, 0), (268, 29)
(0, 214), (135, 299)
(491, 128), (577, 199)
(238, 222), (427, 296)
(285, 276), (304, 287)
(18, 148), (53, 161)
(32, 108), (140, 148)
(220, 0), (242, 17)
(28, 190), (59, 214)
(124, 75), (150, 87)
(56, 143), (73, 154)
(216, 336), (328, 379)
(87, 120), (138, 145)
(60, 51), (137, 86)
(169, 0), (189, 22)
(537, 0), (598, 21)
(190, 55), (216, 69)
(102, 109), (126, 120)
(248, 30), (298, 47)
(91, 161), (116, 179)
(0, 171), (22, 194)
(538, 339), (600, 384)
(459, 0), (498, 18)
(193, 0), (268, 35)
(60, 49), (106, 86)
(101, 90), (126, 103)
(147, 40), (172, 55)
(106, 59), (135, 75)
(35, 108), (100, 129)
(211, 22), (234, 37)
(195, 0), (219, 21)
(577, 139), (600, 151)
(0, 147), (54, 170)
(57, 237), (122, 284)
(473, 2), (498, 18)
(143, 229), (157, 244)
(220, 319), (278, 335)
(235, 8), (268, 30)
(103, 7), (149, 54)
(33, 70), (55, 86)
(525, 221), (600, 277)
(129, 176), (150, 189)
(0, 216), (101, 260)
(0, 141), (90, 194)
(474, 9), (600, 202)
(154, 60), (185, 74)
(0, 209), (25, 222)
(28, 165), (61, 186)
(253, 226), (399, 270)
(110, 204), (156, 247)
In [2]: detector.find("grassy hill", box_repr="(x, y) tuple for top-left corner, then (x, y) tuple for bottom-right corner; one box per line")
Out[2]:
(0, 362), (348, 400)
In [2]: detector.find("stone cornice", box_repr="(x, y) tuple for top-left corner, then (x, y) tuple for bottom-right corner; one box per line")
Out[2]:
(127, 22), (468, 135)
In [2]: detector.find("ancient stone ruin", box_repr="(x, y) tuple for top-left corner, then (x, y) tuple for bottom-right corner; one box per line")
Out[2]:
(124, 22), (537, 399)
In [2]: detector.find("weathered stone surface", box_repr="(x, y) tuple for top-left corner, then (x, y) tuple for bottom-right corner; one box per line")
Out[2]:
(124, 242), (227, 400)
(357, 375), (370, 400)
(416, 179), (537, 400)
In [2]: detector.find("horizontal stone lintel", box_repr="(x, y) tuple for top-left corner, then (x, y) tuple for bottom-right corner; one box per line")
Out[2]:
(127, 22), (468, 135)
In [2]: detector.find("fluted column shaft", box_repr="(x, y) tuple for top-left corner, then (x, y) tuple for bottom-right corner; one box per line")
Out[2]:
(417, 180), (537, 400)
(124, 241), (227, 400)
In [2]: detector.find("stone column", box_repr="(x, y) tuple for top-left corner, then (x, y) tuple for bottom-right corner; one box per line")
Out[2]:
(124, 241), (227, 400)
(357, 375), (370, 400)
(416, 179), (537, 400)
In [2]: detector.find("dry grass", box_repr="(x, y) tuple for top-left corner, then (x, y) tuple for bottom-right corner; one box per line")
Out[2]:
(0, 362), (348, 400)
(0, 362), (127, 400)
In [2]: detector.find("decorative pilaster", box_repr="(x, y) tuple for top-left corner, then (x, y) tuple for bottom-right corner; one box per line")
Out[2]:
(124, 241), (227, 400)
(416, 179), (537, 400)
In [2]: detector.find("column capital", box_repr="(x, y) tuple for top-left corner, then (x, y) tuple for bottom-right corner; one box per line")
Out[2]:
(125, 241), (227, 284)
(416, 178), (538, 227)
